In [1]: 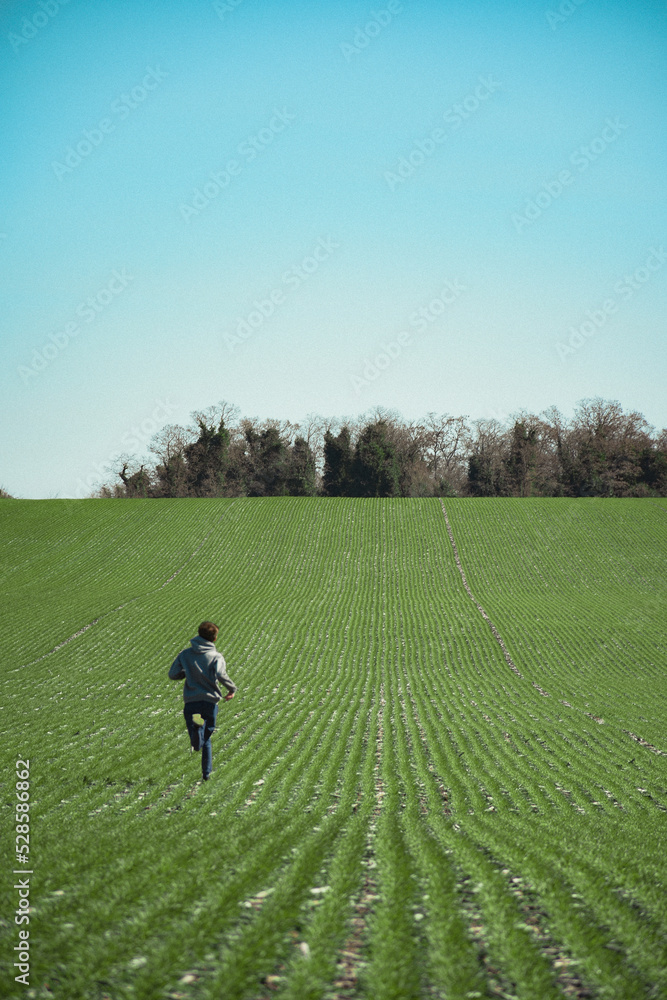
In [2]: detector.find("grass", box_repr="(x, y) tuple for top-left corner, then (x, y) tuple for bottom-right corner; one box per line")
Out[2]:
(0, 497), (665, 999)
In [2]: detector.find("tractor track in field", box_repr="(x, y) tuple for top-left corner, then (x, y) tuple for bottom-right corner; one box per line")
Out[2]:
(440, 500), (527, 682)
(13, 500), (240, 671)
(439, 501), (667, 747)
(328, 688), (384, 999)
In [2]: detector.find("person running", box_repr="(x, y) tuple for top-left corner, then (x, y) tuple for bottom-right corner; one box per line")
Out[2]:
(168, 621), (237, 781)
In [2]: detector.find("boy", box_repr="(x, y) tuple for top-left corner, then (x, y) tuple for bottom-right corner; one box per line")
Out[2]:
(168, 621), (237, 781)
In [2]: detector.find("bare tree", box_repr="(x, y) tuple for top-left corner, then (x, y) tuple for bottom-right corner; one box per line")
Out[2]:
(298, 413), (327, 475)
(422, 413), (469, 493)
(466, 418), (510, 496)
(561, 397), (654, 496)
(260, 417), (300, 448)
(149, 424), (189, 464)
(504, 410), (560, 497)
(189, 401), (239, 438)
(96, 454), (152, 497)
(149, 424), (190, 497)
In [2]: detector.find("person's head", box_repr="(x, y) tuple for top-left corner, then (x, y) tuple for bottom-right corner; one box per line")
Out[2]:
(198, 621), (219, 643)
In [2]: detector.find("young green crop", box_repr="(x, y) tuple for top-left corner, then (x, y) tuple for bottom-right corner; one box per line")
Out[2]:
(0, 497), (665, 999)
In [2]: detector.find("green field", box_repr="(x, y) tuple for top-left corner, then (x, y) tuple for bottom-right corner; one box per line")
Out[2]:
(1, 498), (666, 1000)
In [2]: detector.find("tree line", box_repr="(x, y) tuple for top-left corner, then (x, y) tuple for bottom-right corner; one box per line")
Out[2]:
(92, 398), (667, 499)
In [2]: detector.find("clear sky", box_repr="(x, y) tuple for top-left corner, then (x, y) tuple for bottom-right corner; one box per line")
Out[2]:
(1, 0), (665, 498)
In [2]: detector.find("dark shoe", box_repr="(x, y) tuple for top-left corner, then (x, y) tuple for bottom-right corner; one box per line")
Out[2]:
(202, 772), (213, 781)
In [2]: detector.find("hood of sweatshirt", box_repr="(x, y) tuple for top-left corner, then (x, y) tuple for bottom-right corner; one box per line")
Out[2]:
(190, 636), (216, 652)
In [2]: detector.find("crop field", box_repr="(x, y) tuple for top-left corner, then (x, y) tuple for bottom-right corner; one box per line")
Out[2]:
(1, 497), (666, 1000)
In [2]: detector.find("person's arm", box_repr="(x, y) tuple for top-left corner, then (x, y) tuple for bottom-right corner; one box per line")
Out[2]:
(168, 653), (185, 680)
(216, 654), (237, 698)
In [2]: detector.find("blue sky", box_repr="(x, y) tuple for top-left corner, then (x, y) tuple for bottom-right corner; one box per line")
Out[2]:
(1, 0), (665, 497)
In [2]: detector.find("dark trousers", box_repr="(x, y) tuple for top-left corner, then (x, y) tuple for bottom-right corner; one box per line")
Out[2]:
(184, 700), (218, 779)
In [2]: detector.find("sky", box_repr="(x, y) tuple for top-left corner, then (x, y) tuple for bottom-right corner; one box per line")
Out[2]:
(1, 0), (666, 498)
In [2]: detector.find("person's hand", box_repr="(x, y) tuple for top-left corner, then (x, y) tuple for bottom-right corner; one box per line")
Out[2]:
(224, 692), (235, 701)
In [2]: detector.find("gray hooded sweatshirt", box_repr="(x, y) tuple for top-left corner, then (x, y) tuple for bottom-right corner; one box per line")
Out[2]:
(168, 636), (237, 704)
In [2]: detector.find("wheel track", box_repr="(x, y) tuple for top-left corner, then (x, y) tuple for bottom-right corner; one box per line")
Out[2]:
(439, 499), (527, 682)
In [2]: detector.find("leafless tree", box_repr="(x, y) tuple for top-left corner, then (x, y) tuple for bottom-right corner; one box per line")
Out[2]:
(423, 413), (469, 477)
(149, 424), (189, 463)
(260, 417), (300, 447)
(560, 397), (655, 496)
(95, 454), (152, 497)
(465, 418), (510, 496)
(503, 410), (560, 497)
(148, 425), (190, 497)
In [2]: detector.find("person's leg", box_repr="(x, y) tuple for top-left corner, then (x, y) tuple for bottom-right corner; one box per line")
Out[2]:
(183, 702), (205, 752)
(201, 702), (218, 780)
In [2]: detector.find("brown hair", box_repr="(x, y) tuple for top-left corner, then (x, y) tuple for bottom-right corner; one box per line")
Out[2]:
(198, 621), (219, 642)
